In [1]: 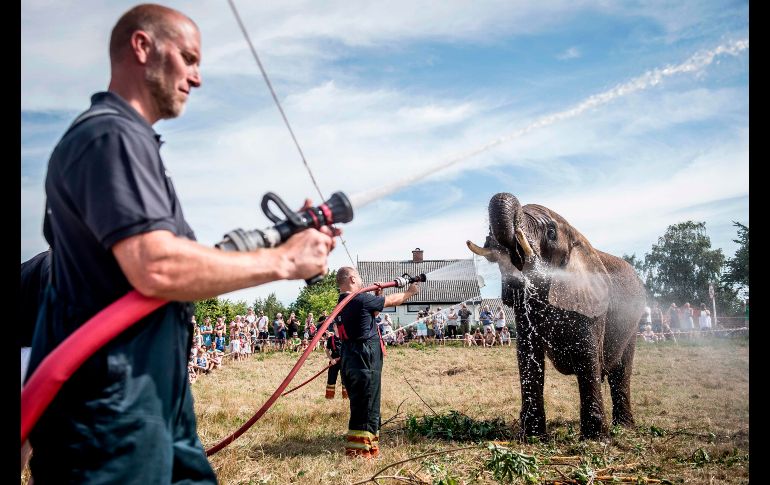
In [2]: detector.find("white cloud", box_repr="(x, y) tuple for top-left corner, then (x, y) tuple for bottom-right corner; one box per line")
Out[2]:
(557, 46), (581, 60)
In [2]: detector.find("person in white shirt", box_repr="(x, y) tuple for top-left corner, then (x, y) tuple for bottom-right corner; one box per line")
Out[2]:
(698, 304), (712, 331)
(433, 307), (446, 343)
(256, 311), (269, 349)
(446, 306), (459, 339)
(494, 306), (506, 335)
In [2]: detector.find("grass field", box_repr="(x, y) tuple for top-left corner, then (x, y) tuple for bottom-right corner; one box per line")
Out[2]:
(191, 336), (748, 484)
(21, 336), (748, 484)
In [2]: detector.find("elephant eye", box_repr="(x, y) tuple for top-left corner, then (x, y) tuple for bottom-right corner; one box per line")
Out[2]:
(546, 226), (557, 241)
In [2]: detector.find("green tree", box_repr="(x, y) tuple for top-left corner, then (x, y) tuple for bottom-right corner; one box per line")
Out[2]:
(622, 253), (644, 279)
(642, 221), (728, 309)
(194, 297), (224, 324)
(289, 270), (338, 333)
(721, 221), (749, 298)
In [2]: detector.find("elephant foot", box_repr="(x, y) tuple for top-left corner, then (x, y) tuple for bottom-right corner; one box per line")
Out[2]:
(579, 417), (608, 440)
(515, 427), (547, 443)
(517, 413), (546, 440)
(612, 413), (635, 428)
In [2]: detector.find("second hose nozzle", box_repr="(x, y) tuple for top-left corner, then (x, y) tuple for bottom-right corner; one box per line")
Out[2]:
(394, 273), (427, 288)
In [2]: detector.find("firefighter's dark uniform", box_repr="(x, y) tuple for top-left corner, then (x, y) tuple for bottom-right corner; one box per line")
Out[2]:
(336, 291), (386, 457)
(25, 92), (217, 484)
(325, 333), (347, 399)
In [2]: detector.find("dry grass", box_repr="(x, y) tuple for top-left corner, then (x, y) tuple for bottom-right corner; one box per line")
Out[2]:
(195, 337), (748, 484)
(22, 336), (749, 484)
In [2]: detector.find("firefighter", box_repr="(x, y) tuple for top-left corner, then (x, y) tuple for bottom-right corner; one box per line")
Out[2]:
(335, 266), (420, 457)
(324, 322), (347, 399)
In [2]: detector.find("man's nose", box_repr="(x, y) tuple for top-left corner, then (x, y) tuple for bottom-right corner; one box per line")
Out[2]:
(188, 66), (201, 88)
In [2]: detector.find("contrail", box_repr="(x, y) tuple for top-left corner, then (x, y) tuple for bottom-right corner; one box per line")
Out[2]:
(351, 38), (748, 209)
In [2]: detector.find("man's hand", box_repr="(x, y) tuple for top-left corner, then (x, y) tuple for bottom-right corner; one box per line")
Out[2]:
(277, 228), (336, 281)
(383, 281), (420, 308)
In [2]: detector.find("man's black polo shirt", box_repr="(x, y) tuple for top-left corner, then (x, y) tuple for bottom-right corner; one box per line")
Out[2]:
(43, 91), (194, 313)
(337, 292), (385, 341)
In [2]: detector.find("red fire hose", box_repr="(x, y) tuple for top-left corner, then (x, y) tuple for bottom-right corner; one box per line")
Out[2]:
(20, 290), (165, 444)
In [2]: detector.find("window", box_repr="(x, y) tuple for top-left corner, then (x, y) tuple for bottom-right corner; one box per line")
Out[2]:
(381, 306), (397, 313)
(406, 304), (424, 313)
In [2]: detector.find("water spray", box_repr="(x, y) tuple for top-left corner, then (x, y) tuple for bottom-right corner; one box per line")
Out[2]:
(349, 39), (748, 210)
(216, 191), (353, 285)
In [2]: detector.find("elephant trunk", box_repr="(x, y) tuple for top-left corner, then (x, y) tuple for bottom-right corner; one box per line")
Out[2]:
(489, 192), (523, 248)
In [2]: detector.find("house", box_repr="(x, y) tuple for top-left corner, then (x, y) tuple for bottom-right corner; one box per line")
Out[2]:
(357, 248), (486, 327)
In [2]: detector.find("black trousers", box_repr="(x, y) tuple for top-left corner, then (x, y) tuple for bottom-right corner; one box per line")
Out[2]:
(327, 361), (342, 386)
(340, 337), (382, 434)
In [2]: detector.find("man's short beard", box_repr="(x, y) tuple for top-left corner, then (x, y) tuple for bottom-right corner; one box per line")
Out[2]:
(145, 49), (184, 119)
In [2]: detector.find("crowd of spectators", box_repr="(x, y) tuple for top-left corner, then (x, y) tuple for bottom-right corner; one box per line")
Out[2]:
(188, 297), (745, 380)
(187, 309), (331, 383)
(638, 299), (746, 343)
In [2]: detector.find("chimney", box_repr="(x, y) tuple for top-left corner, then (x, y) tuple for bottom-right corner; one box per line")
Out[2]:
(412, 247), (423, 263)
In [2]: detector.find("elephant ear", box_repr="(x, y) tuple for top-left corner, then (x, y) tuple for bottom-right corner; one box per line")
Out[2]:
(547, 241), (610, 318)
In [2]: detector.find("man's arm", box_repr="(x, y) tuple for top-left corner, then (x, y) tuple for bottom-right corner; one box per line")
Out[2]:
(112, 228), (334, 301)
(382, 283), (420, 308)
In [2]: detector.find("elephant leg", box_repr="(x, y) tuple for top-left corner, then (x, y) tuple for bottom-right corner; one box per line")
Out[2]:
(516, 328), (546, 437)
(576, 355), (608, 439)
(608, 338), (635, 427)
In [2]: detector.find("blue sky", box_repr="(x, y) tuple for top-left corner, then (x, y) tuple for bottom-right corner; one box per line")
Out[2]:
(21, 1), (748, 305)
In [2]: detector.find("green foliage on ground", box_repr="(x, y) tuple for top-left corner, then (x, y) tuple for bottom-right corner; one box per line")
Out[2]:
(406, 410), (514, 442)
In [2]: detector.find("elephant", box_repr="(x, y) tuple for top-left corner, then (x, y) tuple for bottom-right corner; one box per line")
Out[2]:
(467, 193), (646, 439)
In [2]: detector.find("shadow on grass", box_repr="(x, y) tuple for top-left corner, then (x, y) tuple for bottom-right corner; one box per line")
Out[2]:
(251, 432), (345, 458)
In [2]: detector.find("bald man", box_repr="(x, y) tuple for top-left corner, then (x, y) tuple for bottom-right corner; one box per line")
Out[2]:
(25, 4), (335, 483)
(335, 267), (420, 457)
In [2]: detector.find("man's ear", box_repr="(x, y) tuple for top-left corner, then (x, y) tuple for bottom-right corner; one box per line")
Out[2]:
(130, 30), (153, 64)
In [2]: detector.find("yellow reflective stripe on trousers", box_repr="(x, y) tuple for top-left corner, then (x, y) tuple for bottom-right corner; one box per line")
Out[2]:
(347, 429), (376, 439)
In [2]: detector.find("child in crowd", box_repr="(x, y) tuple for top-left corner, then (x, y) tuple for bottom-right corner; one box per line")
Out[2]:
(642, 324), (658, 342)
(463, 332), (475, 347)
(499, 327), (512, 346)
(290, 332), (302, 352)
(188, 355), (198, 384)
(195, 347), (209, 374)
(483, 326), (496, 347)
(230, 329), (241, 360)
(473, 328), (484, 347)
(207, 346), (222, 371)
(215, 331), (226, 352)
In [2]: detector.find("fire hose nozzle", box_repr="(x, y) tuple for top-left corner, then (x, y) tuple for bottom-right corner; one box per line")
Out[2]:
(215, 191), (353, 252)
(394, 273), (427, 288)
(215, 191), (353, 286)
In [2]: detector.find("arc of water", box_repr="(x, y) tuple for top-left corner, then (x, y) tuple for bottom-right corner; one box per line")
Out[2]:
(350, 38), (748, 210)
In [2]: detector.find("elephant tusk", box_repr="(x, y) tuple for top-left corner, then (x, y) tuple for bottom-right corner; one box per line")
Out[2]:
(515, 228), (534, 260)
(466, 240), (493, 258)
